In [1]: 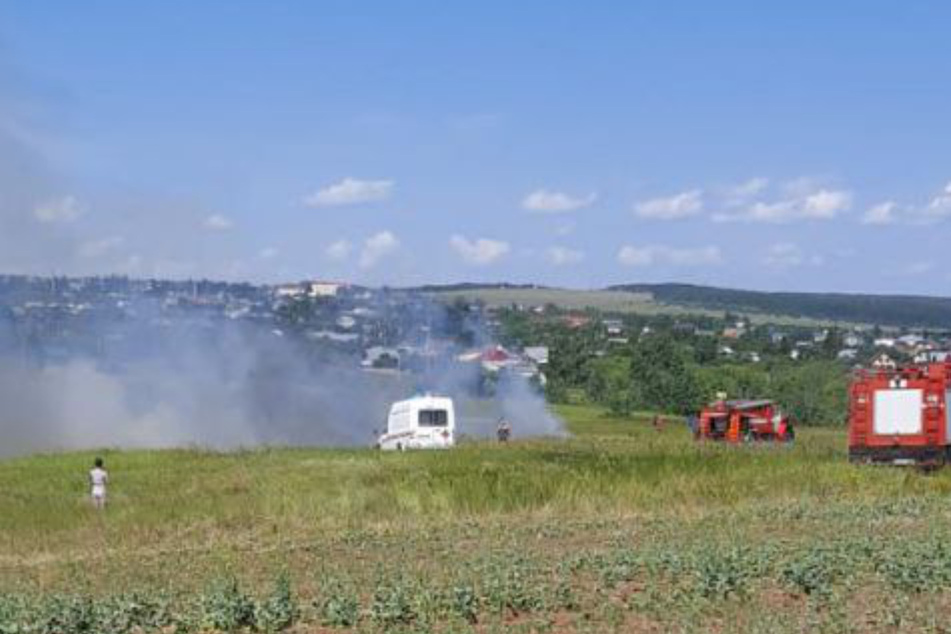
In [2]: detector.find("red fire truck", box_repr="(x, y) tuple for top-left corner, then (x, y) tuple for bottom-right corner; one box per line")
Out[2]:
(696, 399), (793, 443)
(848, 362), (951, 466)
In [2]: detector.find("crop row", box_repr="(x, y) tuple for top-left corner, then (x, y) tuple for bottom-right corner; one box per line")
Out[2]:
(5, 535), (951, 632)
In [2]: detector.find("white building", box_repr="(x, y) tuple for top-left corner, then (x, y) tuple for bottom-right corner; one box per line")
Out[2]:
(915, 350), (951, 364)
(309, 281), (345, 297)
(523, 346), (549, 365)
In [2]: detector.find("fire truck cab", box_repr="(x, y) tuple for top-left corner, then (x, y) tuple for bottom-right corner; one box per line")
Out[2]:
(848, 362), (951, 466)
(696, 399), (793, 443)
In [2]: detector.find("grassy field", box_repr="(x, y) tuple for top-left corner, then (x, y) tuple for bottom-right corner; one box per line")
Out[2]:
(429, 288), (849, 327)
(3, 406), (951, 632)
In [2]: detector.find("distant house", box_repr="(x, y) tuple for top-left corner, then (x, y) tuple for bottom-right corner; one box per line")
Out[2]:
(722, 327), (742, 339)
(564, 314), (590, 329)
(306, 330), (359, 344)
(915, 350), (951, 364)
(482, 345), (516, 372)
(275, 284), (306, 298)
(602, 319), (624, 336)
(837, 348), (859, 361)
(456, 350), (483, 363)
(871, 352), (897, 370)
(843, 333), (863, 348)
(362, 346), (401, 369)
(897, 333), (925, 348)
(874, 337), (896, 348)
(482, 345), (511, 363)
(523, 346), (549, 365)
(336, 315), (357, 330)
(309, 281), (346, 297)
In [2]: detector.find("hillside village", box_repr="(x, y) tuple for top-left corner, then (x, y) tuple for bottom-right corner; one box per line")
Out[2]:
(0, 276), (552, 391)
(2, 276), (949, 387)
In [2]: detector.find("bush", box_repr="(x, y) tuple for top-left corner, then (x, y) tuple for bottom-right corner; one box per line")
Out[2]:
(200, 577), (255, 631)
(449, 584), (479, 624)
(316, 578), (361, 628)
(780, 548), (843, 598)
(254, 572), (297, 632)
(370, 578), (416, 627)
(481, 559), (543, 615)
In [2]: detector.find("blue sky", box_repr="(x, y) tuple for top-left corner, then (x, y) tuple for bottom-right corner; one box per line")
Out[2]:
(1, 1), (949, 293)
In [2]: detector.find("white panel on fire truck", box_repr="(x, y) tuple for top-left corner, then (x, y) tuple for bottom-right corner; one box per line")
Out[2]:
(873, 389), (923, 435)
(945, 390), (951, 444)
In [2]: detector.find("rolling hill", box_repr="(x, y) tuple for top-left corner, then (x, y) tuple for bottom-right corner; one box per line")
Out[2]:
(610, 283), (951, 329)
(421, 282), (951, 329)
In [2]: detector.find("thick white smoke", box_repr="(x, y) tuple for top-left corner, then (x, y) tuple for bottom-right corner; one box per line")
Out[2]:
(0, 296), (562, 458)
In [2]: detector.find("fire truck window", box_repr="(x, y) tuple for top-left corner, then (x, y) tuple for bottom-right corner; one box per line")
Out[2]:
(418, 409), (448, 427)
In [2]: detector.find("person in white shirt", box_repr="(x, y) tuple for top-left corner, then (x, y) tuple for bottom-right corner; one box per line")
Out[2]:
(89, 457), (108, 509)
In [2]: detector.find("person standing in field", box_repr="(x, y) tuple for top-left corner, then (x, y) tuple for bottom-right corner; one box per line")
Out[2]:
(496, 418), (512, 443)
(89, 457), (108, 509)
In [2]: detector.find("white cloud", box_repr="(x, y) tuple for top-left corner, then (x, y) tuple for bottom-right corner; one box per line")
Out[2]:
(634, 189), (703, 220)
(863, 201), (899, 225)
(302, 178), (393, 208)
(203, 214), (234, 231)
(616, 246), (653, 267)
(763, 242), (825, 268)
(325, 239), (352, 261)
(803, 189), (852, 219)
(860, 181), (951, 226)
(449, 234), (510, 265)
(522, 189), (596, 213)
(546, 246), (585, 266)
(723, 178), (769, 206)
(715, 186), (851, 223)
(359, 231), (399, 269)
(34, 195), (85, 223)
(258, 247), (279, 260)
(922, 181), (951, 220)
(78, 236), (125, 258)
(617, 244), (722, 267)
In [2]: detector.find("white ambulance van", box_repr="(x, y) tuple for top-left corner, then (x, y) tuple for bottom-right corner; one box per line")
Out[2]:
(378, 394), (455, 450)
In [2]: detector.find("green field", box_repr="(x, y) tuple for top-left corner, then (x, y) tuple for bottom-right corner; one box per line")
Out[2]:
(2, 407), (951, 632)
(429, 287), (850, 327)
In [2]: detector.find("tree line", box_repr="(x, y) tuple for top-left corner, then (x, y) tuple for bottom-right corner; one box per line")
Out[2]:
(501, 310), (849, 425)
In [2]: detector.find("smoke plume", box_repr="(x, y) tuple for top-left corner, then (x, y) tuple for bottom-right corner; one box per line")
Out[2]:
(0, 295), (562, 458)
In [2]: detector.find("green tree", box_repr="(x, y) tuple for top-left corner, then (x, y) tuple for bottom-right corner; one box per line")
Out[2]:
(585, 356), (635, 415)
(629, 333), (704, 415)
(772, 361), (848, 425)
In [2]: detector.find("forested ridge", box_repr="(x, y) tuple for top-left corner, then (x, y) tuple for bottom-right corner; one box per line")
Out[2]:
(611, 283), (951, 328)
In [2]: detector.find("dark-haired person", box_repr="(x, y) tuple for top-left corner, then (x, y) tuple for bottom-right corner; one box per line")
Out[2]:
(89, 457), (109, 509)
